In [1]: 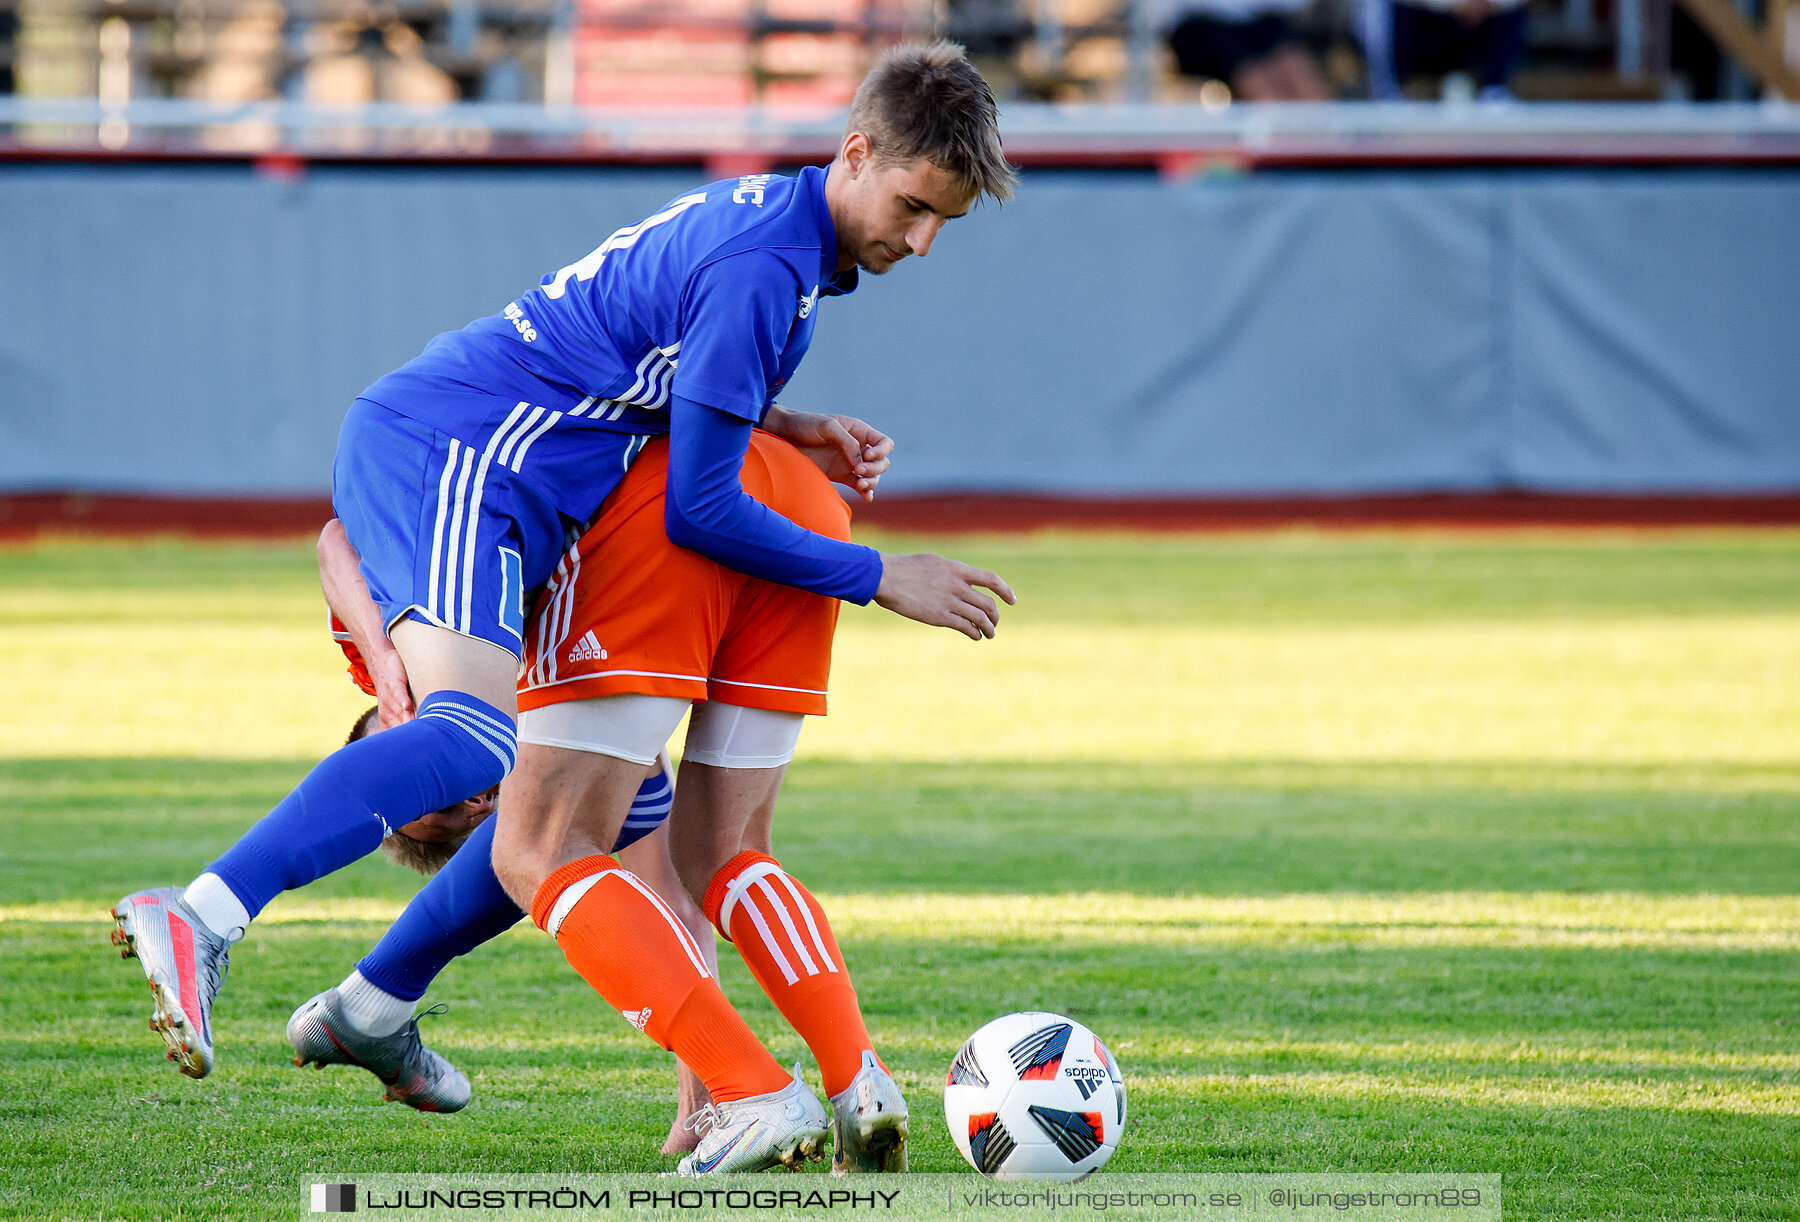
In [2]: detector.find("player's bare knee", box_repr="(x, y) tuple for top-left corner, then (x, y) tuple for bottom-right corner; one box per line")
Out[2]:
(504, 706), (689, 907)
(488, 816), (561, 909)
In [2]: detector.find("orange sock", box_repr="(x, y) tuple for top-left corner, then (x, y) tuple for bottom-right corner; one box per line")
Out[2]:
(704, 851), (874, 1098)
(533, 855), (789, 1103)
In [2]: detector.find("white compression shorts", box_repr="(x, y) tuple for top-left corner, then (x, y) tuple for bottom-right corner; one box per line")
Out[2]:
(683, 700), (805, 769)
(517, 693), (688, 766)
(516, 694), (804, 769)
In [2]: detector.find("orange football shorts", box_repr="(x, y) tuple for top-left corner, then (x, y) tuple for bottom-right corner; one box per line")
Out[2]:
(330, 613), (378, 697)
(515, 430), (850, 717)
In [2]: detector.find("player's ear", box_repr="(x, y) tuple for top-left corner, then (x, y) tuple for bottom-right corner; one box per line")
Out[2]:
(456, 788), (500, 818)
(841, 131), (872, 177)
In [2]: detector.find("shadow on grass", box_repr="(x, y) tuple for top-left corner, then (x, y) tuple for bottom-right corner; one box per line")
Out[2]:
(14, 533), (1800, 627)
(847, 531), (1800, 627)
(6, 756), (1797, 904)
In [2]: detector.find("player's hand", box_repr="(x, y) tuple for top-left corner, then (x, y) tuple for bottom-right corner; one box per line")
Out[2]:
(873, 552), (1016, 640)
(368, 650), (417, 729)
(763, 405), (894, 502)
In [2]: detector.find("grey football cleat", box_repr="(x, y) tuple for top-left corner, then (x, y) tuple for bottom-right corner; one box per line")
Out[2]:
(287, 988), (471, 1113)
(110, 886), (231, 1080)
(829, 1051), (909, 1174)
(676, 1065), (831, 1175)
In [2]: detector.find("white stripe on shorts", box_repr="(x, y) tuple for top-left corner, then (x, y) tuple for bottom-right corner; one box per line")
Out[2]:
(438, 445), (478, 626)
(427, 438), (462, 623)
(530, 534), (582, 689)
(457, 402), (532, 632)
(424, 404), (543, 634)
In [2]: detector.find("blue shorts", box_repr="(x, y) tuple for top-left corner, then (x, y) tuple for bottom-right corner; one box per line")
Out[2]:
(333, 397), (575, 658)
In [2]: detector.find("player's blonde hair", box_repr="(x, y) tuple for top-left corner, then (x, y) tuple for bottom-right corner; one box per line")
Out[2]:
(846, 42), (1017, 205)
(378, 826), (468, 877)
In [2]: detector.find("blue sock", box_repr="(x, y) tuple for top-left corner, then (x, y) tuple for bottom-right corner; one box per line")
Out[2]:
(208, 691), (516, 920)
(356, 814), (522, 1002)
(352, 768), (676, 1000)
(613, 767), (675, 852)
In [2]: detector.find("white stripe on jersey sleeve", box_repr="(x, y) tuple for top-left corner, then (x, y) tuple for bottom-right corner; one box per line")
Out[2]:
(620, 348), (661, 405)
(508, 410), (564, 473)
(496, 405), (546, 469)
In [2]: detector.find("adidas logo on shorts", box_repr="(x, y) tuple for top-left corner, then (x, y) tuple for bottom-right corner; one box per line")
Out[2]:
(567, 630), (608, 663)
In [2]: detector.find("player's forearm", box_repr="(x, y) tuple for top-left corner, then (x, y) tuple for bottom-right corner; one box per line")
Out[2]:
(666, 396), (883, 603)
(318, 520), (404, 669)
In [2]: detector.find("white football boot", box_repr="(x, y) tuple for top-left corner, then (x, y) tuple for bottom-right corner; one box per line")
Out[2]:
(675, 1066), (831, 1175)
(111, 886), (231, 1079)
(829, 1051), (909, 1173)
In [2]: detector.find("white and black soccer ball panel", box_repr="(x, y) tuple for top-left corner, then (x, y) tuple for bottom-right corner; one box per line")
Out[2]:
(948, 1037), (990, 1089)
(944, 1012), (1125, 1182)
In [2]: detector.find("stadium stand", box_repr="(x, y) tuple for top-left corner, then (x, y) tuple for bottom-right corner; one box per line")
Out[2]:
(0, 0), (1794, 107)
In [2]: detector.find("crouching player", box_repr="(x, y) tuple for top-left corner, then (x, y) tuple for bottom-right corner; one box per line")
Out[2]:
(290, 708), (710, 1142)
(283, 429), (901, 1170)
(300, 594), (716, 1149)
(111, 541), (707, 1139)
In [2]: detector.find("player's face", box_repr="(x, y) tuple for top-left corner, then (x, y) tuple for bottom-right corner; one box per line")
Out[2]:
(834, 137), (973, 275)
(359, 718), (497, 844)
(395, 787), (498, 844)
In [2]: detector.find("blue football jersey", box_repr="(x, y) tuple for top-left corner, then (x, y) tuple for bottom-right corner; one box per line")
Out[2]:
(359, 165), (855, 520)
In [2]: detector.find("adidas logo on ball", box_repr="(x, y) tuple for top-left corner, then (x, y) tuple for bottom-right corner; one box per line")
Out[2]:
(1066, 1065), (1108, 1100)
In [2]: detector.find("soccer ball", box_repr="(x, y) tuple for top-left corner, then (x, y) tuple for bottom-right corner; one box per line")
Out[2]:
(943, 1012), (1126, 1181)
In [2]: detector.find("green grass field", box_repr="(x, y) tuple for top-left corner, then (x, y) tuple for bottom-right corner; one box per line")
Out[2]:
(3, 531), (1798, 1220)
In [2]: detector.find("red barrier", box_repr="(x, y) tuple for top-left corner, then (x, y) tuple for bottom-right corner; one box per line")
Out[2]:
(6, 491), (1800, 542)
(854, 492), (1800, 532)
(0, 494), (337, 540)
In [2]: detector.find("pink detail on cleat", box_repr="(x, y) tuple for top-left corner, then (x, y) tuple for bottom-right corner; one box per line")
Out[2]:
(166, 913), (202, 1033)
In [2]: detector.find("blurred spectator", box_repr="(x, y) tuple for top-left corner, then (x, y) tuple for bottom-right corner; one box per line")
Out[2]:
(191, 0), (286, 103)
(305, 11), (457, 105)
(1, 2), (16, 95)
(1357, 0), (1526, 99)
(945, 0), (1031, 98)
(1166, 0), (1331, 101)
